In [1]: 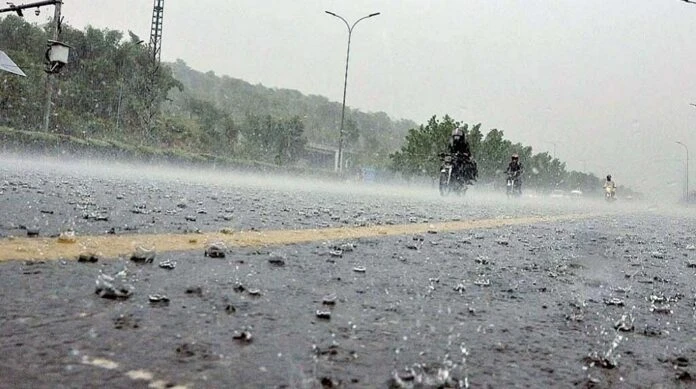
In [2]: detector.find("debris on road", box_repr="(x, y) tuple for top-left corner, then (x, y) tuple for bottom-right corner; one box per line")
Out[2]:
(77, 252), (100, 263)
(651, 251), (665, 259)
(57, 230), (77, 243)
(205, 242), (227, 258)
(95, 271), (133, 300)
(268, 252), (286, 266)
(158, 259), (176, 269)
(232, 330), (253, 343)
(185, 286), (203, 296)
(389, 362), (465, 389)
(650, 304), (672, 315)
(148, 294), (170, 305)
(614, 314), (634, 332)
(603, 298), (625, 306)
(130, 246), (156, 263)
(233, 283), (245, 293)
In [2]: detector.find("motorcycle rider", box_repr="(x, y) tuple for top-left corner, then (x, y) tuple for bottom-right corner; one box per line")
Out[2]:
(448, 127), (477, 182)
(603, 174), (616, 197)
(506, 153), (524, 193)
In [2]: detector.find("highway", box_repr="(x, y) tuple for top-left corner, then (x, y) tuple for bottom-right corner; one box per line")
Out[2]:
(1, 156), (695, 388)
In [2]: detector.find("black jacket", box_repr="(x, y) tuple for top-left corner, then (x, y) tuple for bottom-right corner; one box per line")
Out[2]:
(449, 137), (471, 156)
(506, 161), (523, 176)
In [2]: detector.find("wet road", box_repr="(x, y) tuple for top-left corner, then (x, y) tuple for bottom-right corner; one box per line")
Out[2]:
(1, 157), (695, 389)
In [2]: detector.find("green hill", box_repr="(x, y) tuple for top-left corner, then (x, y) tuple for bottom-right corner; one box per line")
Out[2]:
(165, 59), (416, 167)
(0, 15), (415, 170)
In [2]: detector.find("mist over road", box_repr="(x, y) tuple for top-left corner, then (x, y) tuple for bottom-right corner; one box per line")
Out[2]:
(1, 156), (695, 388)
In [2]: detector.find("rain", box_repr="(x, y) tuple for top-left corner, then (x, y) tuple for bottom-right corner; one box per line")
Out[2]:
(2, 1), (696, 388)
(0, 154), (695, 388)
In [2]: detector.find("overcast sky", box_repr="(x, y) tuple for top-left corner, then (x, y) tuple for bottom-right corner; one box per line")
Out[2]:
(18, 0), (696, 198)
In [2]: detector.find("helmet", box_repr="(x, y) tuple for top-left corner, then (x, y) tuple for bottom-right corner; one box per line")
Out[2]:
(511, 153), (519, 160)
(452, 128), (463, 138)
(607, 174), (612, 181)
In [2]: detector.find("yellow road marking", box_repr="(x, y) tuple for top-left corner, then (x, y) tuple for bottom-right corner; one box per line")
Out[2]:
(0, 213), (596, 262)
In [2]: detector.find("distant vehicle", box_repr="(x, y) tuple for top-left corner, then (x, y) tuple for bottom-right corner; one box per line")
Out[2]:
(438, 152), (477, 196)
(604, 185), (616, 202)
(506, 172), (522, 198)
(438, 153), (470, 196)
(550, 189), (566, 198)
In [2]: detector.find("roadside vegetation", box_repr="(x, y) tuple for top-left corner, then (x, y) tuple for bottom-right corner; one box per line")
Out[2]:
(390, 115), (637, 196)
(0, 15), (413, 170)
(0, 15), (636, 196)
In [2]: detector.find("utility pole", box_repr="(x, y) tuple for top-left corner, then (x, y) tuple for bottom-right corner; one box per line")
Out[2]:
(42, 0), (61, 131)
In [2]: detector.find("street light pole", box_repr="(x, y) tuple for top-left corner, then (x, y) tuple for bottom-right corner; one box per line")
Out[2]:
(325, 10), (380, 172)
(676, 141), (689, 201)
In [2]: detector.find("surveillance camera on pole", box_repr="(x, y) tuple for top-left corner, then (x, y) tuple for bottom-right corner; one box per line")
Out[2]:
(0, 0), (65, 131)
(0, 0), (61, 16)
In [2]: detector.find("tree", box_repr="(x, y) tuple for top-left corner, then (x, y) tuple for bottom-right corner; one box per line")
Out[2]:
(275, 116), (307, 165)
(389, 115), (459, 180)
(166, 60), (417, 167)
(389, 114), (596, 191)
(343, 118), (359, 149)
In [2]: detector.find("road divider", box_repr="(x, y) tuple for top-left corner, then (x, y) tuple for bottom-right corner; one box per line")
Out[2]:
(0, 213), (597, 262)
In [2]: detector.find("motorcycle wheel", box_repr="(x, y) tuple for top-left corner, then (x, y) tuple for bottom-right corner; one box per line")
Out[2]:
(439, 170), (450, 196)
(456, 181), (468, 196)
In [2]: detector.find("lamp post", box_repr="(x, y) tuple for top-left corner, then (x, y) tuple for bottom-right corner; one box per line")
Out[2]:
(325, 10), (380, 172)
(676, 141), (689, 201)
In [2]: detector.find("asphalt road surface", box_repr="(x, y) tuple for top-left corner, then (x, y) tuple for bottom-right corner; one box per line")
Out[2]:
(1, 156), (695, 389)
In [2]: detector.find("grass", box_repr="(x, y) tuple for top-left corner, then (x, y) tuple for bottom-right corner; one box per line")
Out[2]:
(0, 126), (339, 178)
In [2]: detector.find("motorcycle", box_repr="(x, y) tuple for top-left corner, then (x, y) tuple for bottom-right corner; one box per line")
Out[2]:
(604, 185), (616, 201)
(438, 153), (471, 196)
(506, 172), (522, 198)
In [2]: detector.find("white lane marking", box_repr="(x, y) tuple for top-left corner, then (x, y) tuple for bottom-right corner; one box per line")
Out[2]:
(81, 356), (119, 370)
